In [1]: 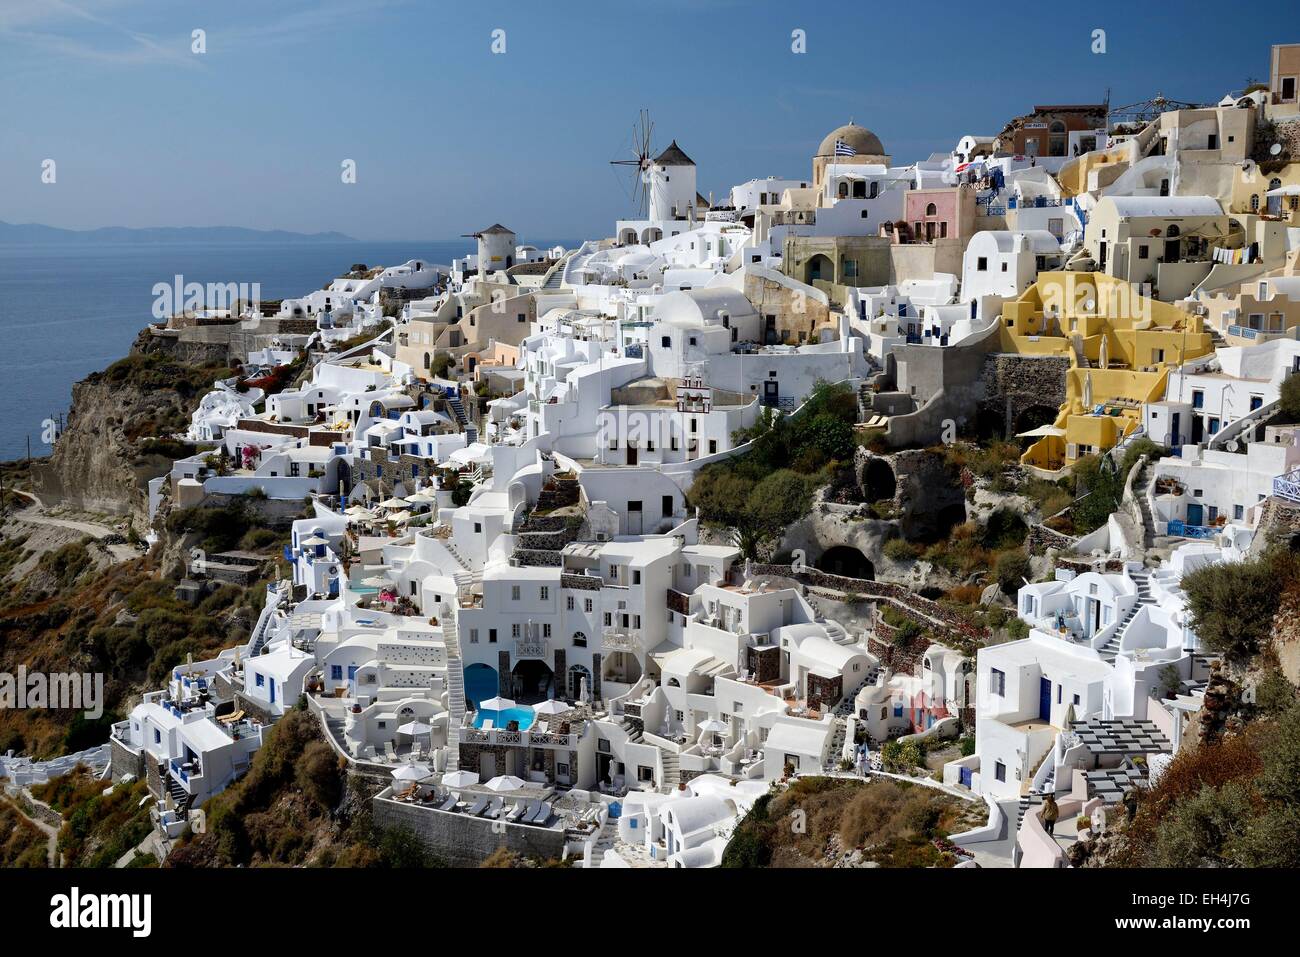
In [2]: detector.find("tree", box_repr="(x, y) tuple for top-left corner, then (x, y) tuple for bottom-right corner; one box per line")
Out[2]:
(1181, 550), (1299, 661)
(1281, 372), (1300, 422)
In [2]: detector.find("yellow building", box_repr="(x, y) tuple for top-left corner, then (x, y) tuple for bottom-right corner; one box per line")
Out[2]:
(1000, 272), (1215, 472)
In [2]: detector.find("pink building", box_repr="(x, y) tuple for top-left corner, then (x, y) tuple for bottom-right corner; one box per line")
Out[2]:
(903, 186), (976, 243)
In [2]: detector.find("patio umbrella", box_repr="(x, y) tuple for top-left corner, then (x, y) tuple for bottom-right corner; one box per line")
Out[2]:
(442, 770), (479, 787)
(1016, 424), (1067, 439)
(345, 505), (374, 517)
(392, 763), (432, 783)
(479, 696), (515, 711)
(397, 720), (432, 737)
(698, 719), (728, 733)
(389, 510), (412, 523)
(533, 699), (568, 716)
(1099, 335), (1109, 370)
(1082, 370), (1093, 409)
(379, 497), (408, 509)
(484, 775), (526, 792)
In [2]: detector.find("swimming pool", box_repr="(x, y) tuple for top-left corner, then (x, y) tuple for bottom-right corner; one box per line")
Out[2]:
(473, 706), (535, 730)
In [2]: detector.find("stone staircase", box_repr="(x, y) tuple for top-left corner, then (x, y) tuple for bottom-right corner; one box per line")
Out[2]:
(442, 604), (466, 772)
(660, 750), (680, 791)
(619, 718), (643, 743)
(164, 771), (191, 813)
(1098, 571), (1153, 662)
(447, 393), (470, 428)
(823, 717), (848, 770)
(1134, 462), (1155, 550)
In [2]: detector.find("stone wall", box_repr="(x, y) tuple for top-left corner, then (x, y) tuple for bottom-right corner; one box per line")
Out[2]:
(980, 353), (1070, 437)
(372, 795), (567, 866)
(109, 738), (144, 782)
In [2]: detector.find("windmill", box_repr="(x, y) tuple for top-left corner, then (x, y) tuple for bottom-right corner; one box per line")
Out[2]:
(609, 109), (656, 216)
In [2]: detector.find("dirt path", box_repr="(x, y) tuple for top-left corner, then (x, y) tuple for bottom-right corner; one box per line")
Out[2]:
(9, 490), (140, 563)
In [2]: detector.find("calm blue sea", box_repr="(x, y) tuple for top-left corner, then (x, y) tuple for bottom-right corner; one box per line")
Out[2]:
(0, 239), (575, 461)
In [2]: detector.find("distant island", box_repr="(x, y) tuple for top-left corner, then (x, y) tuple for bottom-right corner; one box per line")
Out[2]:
(0, 220), (358, 244)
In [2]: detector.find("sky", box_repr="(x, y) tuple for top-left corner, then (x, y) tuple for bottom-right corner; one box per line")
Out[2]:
(2, 0), (1297, 241)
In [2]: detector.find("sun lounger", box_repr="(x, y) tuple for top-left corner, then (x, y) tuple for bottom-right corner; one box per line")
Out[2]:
(478, 797), (503, 818)
(465, 796), (489, 816)
(384, 741), (397, 760)
(505, 801), (528, 822)
(437, 794), (457, 811)
(526, 801), (553, 825)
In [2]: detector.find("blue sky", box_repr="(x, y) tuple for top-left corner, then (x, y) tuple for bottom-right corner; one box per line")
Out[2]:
(2, 0), (1296, 240)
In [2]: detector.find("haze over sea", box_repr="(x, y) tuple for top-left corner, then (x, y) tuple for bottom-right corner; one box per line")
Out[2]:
(0, 239), (575, 462)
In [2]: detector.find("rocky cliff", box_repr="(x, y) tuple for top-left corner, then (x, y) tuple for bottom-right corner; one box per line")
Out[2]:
(32, 328), (236, 521)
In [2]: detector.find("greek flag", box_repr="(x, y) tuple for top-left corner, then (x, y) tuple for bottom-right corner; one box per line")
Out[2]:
(834, 138), (857, 157)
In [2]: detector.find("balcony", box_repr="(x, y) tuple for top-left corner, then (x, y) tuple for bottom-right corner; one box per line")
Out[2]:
(601, 629), (641, 653)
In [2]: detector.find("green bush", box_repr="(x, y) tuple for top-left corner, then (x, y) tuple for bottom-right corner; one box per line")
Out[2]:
(994, 550), (1032, 594)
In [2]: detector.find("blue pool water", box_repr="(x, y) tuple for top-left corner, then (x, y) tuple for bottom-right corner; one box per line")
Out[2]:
(472, 706), (536, 730)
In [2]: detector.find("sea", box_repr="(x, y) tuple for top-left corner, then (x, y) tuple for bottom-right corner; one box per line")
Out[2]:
(0, 239), (576, 462)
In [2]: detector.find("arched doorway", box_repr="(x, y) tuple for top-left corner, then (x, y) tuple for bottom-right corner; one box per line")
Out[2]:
(567, 664), (592, 700)
(861, 457), (896, 503)
(817, 545), (874, 580)
(806, 254), (834, 284)
(464, 663), (498, 710)
(511, 659), (554, 704)
(1015, 404), (1060, 435)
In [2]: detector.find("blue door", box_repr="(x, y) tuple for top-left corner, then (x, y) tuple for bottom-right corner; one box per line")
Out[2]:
(269, 677), (276, 705)
(1187, 503), (1204, 526)
(959, 766), (973, 788)
(347, 664), (358, 693)
(1039, 677), (1051, 722)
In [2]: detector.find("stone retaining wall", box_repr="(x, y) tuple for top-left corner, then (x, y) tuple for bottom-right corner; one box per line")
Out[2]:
(372, 795), (567, 866)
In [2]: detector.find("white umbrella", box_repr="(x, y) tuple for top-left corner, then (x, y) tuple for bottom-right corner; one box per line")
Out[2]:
(442, 770), (479, 788)
(479, 696), (514, 711)
(484, 775), (526, 792)
(1082, 370), (1093, 409)
(389, 510), (412, 523)
(1098, 335), (1109, 370)
(533, 699), (568, 715)
(698, 719), (728, 733)
(345, 505), (374, 517)
(379, 497), (408, 509)
(392, 763), (432, 783)
(397, 720), (432, 737)
(1016, 424), (1068, 439)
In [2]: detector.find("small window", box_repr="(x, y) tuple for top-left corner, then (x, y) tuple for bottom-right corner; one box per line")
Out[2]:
(976, 256), (988, 271)
(990, 668), (1005, 696)
(994, 760), (1006, 782)
(511, 585), (520, 601)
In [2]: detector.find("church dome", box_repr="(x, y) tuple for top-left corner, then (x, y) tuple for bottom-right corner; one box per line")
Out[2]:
(816, 123), (885, 159)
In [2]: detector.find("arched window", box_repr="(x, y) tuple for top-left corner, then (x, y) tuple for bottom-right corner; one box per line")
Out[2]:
(423, 352), (431, 369)
(1166, 224), (1180, 238)
(869, 181), (879, 199)
(925, 202), (938, 216)
(837, 181), (849, 198)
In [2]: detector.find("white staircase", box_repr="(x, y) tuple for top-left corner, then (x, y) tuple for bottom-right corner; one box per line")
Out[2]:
(1098, 571), (1153, 662)
(441, 604), (465, 772)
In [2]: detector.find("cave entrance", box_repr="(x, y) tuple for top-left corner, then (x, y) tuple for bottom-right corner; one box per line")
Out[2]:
(1014, 404), (1061, 437)
(861, 457), (897, 503)
(817, 545), (875, 581)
